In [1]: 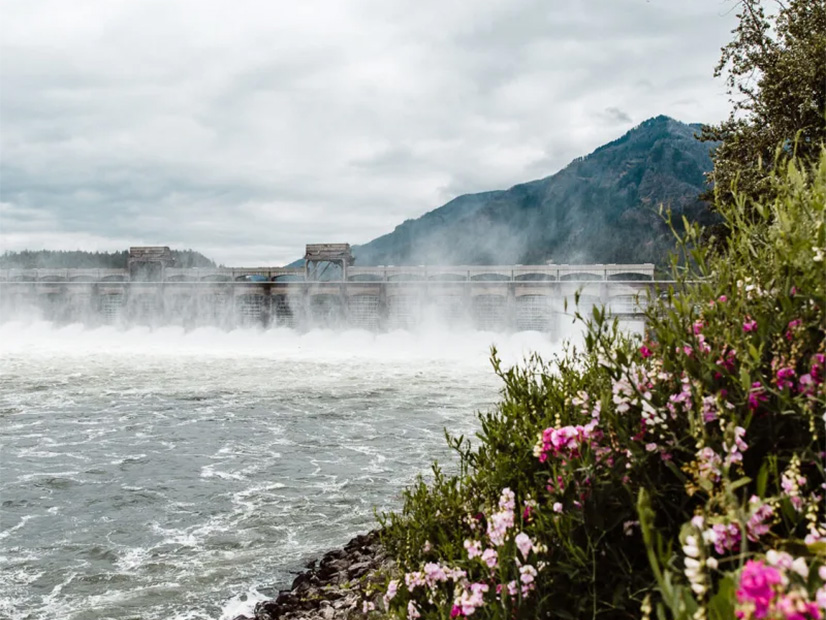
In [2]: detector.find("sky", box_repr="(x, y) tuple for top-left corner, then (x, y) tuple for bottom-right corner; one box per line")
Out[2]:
(1, 0), (740, 266)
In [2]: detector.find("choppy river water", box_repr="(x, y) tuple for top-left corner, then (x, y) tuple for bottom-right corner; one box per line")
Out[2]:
(0, 322), (560, 620)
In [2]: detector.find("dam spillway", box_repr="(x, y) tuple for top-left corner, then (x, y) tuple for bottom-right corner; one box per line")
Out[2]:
(0, 244), (661, 336)
(0, 265), (660, 335)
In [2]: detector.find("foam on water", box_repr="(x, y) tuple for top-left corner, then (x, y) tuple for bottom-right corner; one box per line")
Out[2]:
(0, 320), (563, 364)
(0, 320), (563, 619)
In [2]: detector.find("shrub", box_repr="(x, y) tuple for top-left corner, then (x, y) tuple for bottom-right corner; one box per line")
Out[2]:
(376, 151), (826, 619)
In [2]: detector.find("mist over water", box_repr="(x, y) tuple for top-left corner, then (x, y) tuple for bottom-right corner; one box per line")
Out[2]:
(0, 321), (562, 620)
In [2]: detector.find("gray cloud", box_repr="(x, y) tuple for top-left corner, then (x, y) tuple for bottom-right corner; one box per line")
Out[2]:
(0, 0), (738, 265)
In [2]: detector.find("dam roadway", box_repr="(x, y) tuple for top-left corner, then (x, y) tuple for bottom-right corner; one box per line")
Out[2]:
(0, 262), (665, 335)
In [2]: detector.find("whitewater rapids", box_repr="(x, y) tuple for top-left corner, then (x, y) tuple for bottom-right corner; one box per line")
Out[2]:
(0, 321), (562, 620)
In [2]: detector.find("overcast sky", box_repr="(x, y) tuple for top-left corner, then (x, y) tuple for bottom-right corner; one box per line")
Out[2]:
(1, 0), (739, 266)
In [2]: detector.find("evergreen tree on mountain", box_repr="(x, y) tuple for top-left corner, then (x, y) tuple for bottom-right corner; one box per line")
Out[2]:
(700, 0), (826, 210)
(0, 249), (216, 269)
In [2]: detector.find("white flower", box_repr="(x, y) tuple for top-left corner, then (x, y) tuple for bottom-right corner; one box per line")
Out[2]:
(791, 556), (809, 578)
(682, 536), (700, 558)
(766, 550), (793, 569)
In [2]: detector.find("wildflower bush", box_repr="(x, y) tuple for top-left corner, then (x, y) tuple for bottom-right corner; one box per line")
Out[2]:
(376, 152), (826, 620)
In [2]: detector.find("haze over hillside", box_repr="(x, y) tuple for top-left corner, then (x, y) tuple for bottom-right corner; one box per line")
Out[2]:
(352, 116), (716, 266)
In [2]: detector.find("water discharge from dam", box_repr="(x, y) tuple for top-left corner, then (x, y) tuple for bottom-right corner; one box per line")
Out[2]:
(0, 318), (615, 620)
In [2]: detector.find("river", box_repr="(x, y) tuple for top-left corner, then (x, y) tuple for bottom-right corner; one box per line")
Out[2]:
(0, 321), (561, 620)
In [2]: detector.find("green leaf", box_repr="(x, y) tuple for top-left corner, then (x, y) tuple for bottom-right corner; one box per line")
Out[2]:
(708, 576), (736, 620)
(739, 366), (751, 392)
(756, 461), (769, 497)
(727, 476), (752, 492)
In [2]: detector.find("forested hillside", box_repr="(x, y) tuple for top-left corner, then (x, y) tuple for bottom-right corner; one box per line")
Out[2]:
(0, 249), (216, 269)
(354, 116), (717, 266)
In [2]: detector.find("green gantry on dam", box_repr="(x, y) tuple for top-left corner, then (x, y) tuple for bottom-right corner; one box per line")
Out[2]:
(0, 244), (662, 334)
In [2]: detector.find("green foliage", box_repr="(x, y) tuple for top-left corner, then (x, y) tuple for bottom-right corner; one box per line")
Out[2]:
(700, 0), (826, 212)
(375, 152), (826, 619)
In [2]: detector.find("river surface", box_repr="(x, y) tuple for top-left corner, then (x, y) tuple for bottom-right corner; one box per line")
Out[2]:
(0, 321), (561, 620)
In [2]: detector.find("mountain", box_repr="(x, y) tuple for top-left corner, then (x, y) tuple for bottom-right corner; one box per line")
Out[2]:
(0, 249), (216, 269)
(352, 116), (716, 266)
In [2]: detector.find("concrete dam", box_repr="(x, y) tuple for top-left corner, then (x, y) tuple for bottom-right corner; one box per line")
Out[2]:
(0, 245), (663, 335)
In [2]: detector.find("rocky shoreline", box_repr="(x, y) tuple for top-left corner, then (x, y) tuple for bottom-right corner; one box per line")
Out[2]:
(233, 531), (391, 620)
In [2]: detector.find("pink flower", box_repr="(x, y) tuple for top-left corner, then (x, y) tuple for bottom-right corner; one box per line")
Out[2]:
(514, 532), (533, 559)
(520, 564), (537, 584)
(702, 395), (719, 422)
(553, 502), (563, 513)
(713, 522), (741, 555)
(464, 539), (482, 559)
(786, 318), (803, 341)
(746, 497), (774, 542)
(775, 367), (796, 391)
(456, 583), (489, 616)
(736, 560), (782, 619)
(486, 489), (516, 546)
(520, 565), (538, 596)
(799, 374), (815, 396)
(697, 447), (722, 482)
(481, 548), (497, 568)
(811, 353), (825, 384)
(775, 591), (822, 620)
(407, 601), (421, 620)
(748, 382), (768, 410)
(718, 295), (728, 302)
(423, 562), (448, 586)
(506, 581), (518, 597)
(743, 318), (758, 332)
(716, 349), (737, 374)
(640, 344), (653, 358)
(693, 320), (705, 335)
(536, 424), (600, 462)
(724, 426), (748, 467)
(405, 571), (425, 590)
(384, 579), (399, 608)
